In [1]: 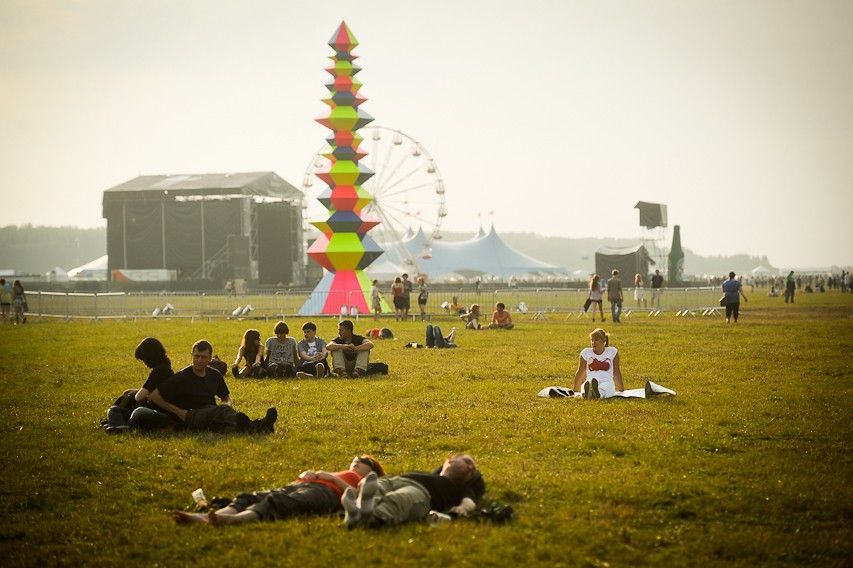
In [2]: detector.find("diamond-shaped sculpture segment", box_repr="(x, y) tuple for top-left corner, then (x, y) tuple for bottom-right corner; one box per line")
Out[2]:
(300, 21), (385, 315)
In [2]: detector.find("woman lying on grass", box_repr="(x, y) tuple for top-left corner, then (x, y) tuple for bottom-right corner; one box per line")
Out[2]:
(173, 455), (385, 525)
(573, 328), (624, 400)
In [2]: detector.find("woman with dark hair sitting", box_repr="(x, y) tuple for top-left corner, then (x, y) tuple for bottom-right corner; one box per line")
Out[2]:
(105, 337), (174, 433)
(231, 329), (265, 378)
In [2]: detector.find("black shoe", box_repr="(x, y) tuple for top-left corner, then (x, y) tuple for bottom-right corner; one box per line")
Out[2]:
(231, 365), (240, 378)
(251, 407), (277, 434)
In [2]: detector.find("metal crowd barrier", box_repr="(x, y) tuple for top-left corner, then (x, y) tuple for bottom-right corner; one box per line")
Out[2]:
(25, 286), (723, 321)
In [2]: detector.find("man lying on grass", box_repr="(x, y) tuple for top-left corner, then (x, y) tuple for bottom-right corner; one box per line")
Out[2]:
(173, 454), (385, 525)
(342, 453), (481, 528)
(147, 339), (277, 434)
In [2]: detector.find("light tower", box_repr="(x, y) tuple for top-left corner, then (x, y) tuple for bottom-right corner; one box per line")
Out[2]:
(299, 22), (384, 315)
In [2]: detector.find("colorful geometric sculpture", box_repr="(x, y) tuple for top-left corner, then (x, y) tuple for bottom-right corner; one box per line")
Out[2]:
(299, 22), (385, 316)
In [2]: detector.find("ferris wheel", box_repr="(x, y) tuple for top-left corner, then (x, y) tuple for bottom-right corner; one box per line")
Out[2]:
(301, 126), (448, 267)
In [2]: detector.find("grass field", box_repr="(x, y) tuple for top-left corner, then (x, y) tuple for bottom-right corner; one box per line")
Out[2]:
(1, 291), (851, 567)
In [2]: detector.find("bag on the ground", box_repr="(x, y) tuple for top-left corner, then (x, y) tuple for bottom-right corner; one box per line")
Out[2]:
(718, 295), (727, 307)
(366, 362), (389, 375)
(112, 393), (138, 410)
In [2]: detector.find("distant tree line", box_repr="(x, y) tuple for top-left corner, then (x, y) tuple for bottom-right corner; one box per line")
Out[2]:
(0, 225), (106, 274)
(1, 225), (775, 279)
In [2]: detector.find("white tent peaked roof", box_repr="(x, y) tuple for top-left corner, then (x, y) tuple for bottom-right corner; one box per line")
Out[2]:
(68, 255), (109, 280)
(372, 226), (569, 280)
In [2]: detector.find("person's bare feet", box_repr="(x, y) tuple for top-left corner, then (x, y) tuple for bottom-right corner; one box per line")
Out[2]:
(172, 510), (210, 524)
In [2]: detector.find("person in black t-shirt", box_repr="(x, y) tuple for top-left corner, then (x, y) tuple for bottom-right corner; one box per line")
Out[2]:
(327, 319), (374, 378)
(341, 453), (480, 528)
(149, 340), (277, 434)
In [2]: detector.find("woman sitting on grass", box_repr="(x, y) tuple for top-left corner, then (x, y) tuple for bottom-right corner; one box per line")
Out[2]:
(572, 328), (623, 400)
(173, 455), (385, 525)
(231, 329), (265, 378)
(460, 303), (482, 330)
(105, 337), (174, 433)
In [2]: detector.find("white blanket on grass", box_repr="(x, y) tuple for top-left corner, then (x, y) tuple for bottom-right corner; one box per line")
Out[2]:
(537, 380), (676, 399)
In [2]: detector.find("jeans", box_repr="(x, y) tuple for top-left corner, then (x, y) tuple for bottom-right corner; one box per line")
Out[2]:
(128, 406), (178, 430)
(610, 300), (622, 322)
(231, 483), (339, 521)
(107, 405), (132, 427)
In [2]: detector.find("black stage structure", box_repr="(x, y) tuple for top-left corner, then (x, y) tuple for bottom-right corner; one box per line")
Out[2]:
(103, 172), (304, 286)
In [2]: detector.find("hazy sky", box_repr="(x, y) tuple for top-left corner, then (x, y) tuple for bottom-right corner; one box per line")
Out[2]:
(1, 0), (851, 268)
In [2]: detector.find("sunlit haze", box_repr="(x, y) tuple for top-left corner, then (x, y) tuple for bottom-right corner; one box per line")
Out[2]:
(1, 0), (850, 268)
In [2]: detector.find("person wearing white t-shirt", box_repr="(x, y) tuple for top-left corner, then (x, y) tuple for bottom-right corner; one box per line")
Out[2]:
(572, 328), (624, 400)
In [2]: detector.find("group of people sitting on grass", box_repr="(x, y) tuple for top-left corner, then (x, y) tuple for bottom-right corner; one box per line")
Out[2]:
(103, 319), (375, 434)
(458, 302), (515, 330)
(231, 319), (374, 379)
(171, 453), (485, 529)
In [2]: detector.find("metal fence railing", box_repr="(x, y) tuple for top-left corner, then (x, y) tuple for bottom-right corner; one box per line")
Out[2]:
(26, 287), (723, 321)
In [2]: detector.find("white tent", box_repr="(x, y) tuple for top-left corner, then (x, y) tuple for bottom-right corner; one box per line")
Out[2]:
(751, 265), (771, 275)
(68, 255), (109, 281)
(366, 226), (570, 282)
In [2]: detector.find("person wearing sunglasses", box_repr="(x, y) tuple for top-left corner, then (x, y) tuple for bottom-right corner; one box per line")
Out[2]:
(341, 453), (481, 528)
(173, 455), (384, 525)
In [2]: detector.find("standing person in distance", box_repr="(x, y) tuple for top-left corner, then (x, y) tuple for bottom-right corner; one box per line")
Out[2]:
(634, 273), (647, 308)
(606, 269), (623, 323)
(391, 277), (405, 321)
(417, 277), (429, 322)
(401, 273), (413, 321)
(370, 279), (382, 321)
(650, 269), (665, 310)
(785, 270), (796, 304)
(722, 271), (748, 324)
(587, 274), (605, 323)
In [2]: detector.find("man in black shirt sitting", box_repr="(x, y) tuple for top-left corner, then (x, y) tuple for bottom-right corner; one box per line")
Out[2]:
(149, 339), (276, 434)
(341, 453), (480, 527)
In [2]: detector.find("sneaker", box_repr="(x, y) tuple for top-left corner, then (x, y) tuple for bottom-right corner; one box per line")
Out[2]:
(231, 365), (240, 379)
(582, 382), (590, 399)
(358, 471), (378, 517)
(590, 378), (601, 400)
(315, 362), (326, 378)
(295, 371), (313, 379)
(341, 486), (361, 528)
(106, 425), (131, 434)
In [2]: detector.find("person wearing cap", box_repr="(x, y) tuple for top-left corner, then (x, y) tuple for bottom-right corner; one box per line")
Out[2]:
(341, 453), (481, 528)
(173, 454), (385, 525)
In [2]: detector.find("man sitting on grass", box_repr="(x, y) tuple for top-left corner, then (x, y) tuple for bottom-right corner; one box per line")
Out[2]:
(326, 319), (374, 378)
(148, 339), (277, 434)
(341, 453), (481, 528)
(488, 302), (515, 329)
(173, 454), (384, 525)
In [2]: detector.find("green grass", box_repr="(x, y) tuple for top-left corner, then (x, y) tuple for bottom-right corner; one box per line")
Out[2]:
(1, 291), (851, 567)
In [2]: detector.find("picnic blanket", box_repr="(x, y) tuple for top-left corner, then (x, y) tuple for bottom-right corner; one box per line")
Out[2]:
(537, 380), (676, 399)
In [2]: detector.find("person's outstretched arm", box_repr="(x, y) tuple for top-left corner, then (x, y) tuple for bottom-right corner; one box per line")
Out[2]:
(572, 356), (587, 392)
(613, 352), (624, 392)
